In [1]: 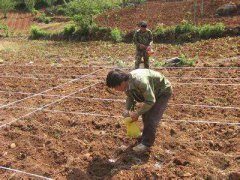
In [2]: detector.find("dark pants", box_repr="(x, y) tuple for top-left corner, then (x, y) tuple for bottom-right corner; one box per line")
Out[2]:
(135, 50), (149, 69)
(141, 93), (172, 147)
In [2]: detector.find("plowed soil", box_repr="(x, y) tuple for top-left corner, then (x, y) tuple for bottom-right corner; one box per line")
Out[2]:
(0, 12), (33, 33)
(0, 63), (239, 179)
(96, 0), (240, 30)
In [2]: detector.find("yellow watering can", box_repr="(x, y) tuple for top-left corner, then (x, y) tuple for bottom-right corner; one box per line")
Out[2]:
(123, 117), (141, 138)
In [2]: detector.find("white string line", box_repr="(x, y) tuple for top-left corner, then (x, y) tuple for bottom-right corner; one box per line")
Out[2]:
(1, 73), (240, 81)
(0, 82), (100, 129)
(0, 90), (239, 110)
(1, 74), (239, 86)
(0, 56), (240, 69)
(0, 75), (72, 81)
(173, 82), (240, 86)
(2, 106), (240, 126)
(0, 69), (101, 110)
(0, 166), (52, 180)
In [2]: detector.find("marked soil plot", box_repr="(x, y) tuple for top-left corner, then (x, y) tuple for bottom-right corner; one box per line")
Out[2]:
(0, 65), (95, 77)
(47, 98), (124, 116)
(77, 81), (240, 107)
(0, 65), (239, 179)
(0, 112), (239, 179)
(0, 78), (67, 93)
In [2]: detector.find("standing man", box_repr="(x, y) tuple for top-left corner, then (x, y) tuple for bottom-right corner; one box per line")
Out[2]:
(133, 21), (153, 69)
(106, 69), (172, 153)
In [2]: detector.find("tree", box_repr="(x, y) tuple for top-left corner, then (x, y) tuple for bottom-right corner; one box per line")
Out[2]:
(0, 0), (16, 18)
(46, 0), (57, 7)
(24, 0), (36, 12)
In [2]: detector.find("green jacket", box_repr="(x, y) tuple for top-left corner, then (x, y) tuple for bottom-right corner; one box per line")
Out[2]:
(125, 69), (172, 115)
(133, 29), (153, 50)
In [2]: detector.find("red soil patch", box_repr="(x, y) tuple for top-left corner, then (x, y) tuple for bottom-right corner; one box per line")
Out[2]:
(0, 64), (239, 179)
(96, 0), (240, 31)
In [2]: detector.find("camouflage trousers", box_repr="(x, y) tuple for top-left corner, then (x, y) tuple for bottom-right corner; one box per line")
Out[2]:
(135, 50), (149, 69)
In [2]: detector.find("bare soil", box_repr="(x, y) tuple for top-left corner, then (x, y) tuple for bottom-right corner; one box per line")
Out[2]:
(96, 0), (240, 31)
(0, 62), (239, 179)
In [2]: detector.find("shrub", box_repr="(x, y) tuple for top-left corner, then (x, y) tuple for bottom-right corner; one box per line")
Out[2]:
(0, 0), (16, 18)
(38, 13), (52, 24)
(63, 24), (76, 36)
(178, 54), (195, 67)
(57, 6), (67, 15)
(111, 28), (122, 42)
(199, 23), (225, 39)
(30, 25), (49, 39)
(31, 9), (39, 15)
(153, 25), (165, 39)
(0, 23), (9, 36)
(175, 21), (196, 34)
(45, 0), (57, 7)
(24, 0), (36, 11)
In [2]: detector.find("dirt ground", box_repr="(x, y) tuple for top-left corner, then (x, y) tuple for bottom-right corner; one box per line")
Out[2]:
(0, 51), (239, 179)
(96, 0), (240, 31)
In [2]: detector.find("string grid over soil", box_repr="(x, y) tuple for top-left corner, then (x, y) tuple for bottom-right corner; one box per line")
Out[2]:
(0, 63), (239, 179)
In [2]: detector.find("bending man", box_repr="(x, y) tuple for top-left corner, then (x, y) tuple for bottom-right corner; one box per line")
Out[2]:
(106, 69), (172, 153)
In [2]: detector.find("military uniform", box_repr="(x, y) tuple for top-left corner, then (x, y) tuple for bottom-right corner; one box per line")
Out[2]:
(125, 69), (172, 147)
(133, 28), (153, 69)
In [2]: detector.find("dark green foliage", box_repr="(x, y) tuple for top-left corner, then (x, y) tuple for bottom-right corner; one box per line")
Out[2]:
(30, 25), (49, 39)
(111, 28), (122, 42)
(63, 24), (75, 36)
(38, 13), (52, 24)
(199, 23), (225, 39)
(154, 22), (225, 43)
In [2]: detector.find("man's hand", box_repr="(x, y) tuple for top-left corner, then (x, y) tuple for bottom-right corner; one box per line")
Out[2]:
(129, 112), (139, 122)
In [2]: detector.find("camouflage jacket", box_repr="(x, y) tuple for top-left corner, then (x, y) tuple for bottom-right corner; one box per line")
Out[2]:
(133, 29), (153, 51)
(125, 69), (172, 115)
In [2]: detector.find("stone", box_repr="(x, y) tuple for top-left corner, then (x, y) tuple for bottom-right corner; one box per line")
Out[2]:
(10, 143), (16, 149)
(216, 3), (238, 16)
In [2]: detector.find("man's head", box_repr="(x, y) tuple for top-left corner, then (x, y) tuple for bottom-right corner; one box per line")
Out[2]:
(138, 21), (147, 31)
(106, 69), (129, 92)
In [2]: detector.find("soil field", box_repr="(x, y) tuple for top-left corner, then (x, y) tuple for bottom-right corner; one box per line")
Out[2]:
(0, 37), (239, 67)
(0, 12), (33, 34)
(96, 0), (240, 31)
(0, 62), (239, 179)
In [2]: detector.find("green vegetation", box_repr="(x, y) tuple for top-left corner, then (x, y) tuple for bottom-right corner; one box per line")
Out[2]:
(0, 0), (16, 18)
(177, 54), (196, 67)
(37, 13), (52, 24)
(111, 28), (123, 42)
(24, 0), (36, 12)
(154, 22), (225, 43)
(154, 54), (196, 67)
(63, 24), (76, 36)
(0, 23), (9, 36)
(30, 25), (49, 39)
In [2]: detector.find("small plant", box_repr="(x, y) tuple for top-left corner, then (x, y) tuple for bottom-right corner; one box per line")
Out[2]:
(153, 61), (165, 67)
(46, 0), (57, 7)
(117, 60), (127, 67)
(30, 25), (49, 39)
(24, 0), (36, 12)
(0, 0), (16, 18)
(178, 54), (195, 67)
(153, 24), (165, 39)
(53, 129), (62, 139)
(63, 24), (76, 36)
(31, 9), (39, 16)
(199, 23), (225, 39)
(175, 21), (196, 34)
(111, 28), (122, 43)
(38, 13), (52, 24)
(0, 23), (9, 37)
